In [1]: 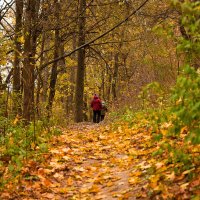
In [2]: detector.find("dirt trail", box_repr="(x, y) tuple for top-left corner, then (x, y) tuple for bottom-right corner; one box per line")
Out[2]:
(1, 122), (149, 200)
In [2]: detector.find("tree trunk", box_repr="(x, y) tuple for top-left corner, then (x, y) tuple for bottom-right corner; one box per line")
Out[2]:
(107, 71), (112, 103)
(0, 72), (3, 92)
(47, 0), (61, 117)
(22, 0), (34, 122)
(101, 69), (105, 100)
(66, 33), (76, 119)
(22, 0), (39, 122)
(36, 32), (46, 117)
(13, 0), (23, 115)
(75, 0), (86, 122)
(112, 53), (119, 100)
(41, 34), (50, 103)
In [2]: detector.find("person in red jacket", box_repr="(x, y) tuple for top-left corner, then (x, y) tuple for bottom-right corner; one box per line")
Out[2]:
(91, 94), (102, 123)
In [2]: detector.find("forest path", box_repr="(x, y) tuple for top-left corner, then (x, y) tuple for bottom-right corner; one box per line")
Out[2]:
(2, 122), (152, 200)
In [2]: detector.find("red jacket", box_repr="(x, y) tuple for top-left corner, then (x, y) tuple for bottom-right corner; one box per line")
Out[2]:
(91, 96), (102, 111)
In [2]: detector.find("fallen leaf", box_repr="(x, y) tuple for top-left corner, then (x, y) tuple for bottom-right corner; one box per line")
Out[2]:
(80, 187), (89, 193)
(155, 162), (164, 169)
(53, 172), (64, 180)
(59, 187), (69, 194)
(41, 178), (52, 187)
(90, 185), (100, 193)
(128, 177), (139, 185)
(41, 193), (55, 199)
(165, 171), (175, 181)
(190, 179), (200, 187)
(107, 181), (114, 187)
(67, 177), (73, 186)
(180, 183), (189, 191)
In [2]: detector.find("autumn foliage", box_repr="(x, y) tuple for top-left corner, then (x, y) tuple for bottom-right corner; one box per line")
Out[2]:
(0, 118), (199, 199)
(0, 0), (200, 199)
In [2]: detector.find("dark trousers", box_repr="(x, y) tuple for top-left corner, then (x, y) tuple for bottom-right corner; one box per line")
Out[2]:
(93, 110), (101, 123)
(101, 115), (105, 121)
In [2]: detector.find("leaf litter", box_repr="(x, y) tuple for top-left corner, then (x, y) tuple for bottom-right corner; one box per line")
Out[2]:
(1, 121), (200, 199)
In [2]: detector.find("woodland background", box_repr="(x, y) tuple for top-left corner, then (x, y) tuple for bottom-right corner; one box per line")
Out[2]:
(0, 0), (199, 198)
(0, 0), (188, 124)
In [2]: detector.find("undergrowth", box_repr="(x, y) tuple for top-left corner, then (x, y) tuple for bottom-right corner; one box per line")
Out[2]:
(0, 120), (62, 189)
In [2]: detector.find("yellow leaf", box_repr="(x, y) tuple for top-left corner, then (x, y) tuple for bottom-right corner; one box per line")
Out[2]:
(42, 178), (52, 187)
(13, 114), (20, 125)
(131, 171), (142, 177)
(0, 59), (7, 65)
(63, 156), (71, 161)
(107, 181), (114, 187)
(31, 142), (36, 149)
(75, 175), (82, 180)
(180, 126), (188, 135)
(149, 175), (160, 188)
(103, 174), (112, 180)
(182, 168), (195, 175)
(44, 169), (53, 175)
(67, 177), (73, 186)
(128, 148), (138, 155)
(74, 166), (85, 172)
(62, 147), (71, 153)
(128, 177), (139, 185)
(53, 172), (64, 179)
(95, 194), (108, 199)
(118, 126), (123, 133)
(89, 185), (100, 193)
(180, 182), (189, 190)
(165, 171), (175, 181)
(99, 135), (107, 140)
(17, 36), (25, 43)
(155, 162), (164, 169)
(86, 166), (97, 171)
(50, 149), (60, 154)
(139, 163), (151, 170)
(41, 193), (55, 199)
(86, 178), (95, 183)
(59, 187), (69, 194)
(80, 187), (89, 193)
(150, 175), (160, 183)
(160, 129), (167, 136)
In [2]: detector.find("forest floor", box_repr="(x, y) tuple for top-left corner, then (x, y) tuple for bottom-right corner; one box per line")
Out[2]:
(1, 122), (200, 199)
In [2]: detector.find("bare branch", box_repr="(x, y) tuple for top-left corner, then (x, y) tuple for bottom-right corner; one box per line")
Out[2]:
(40, 0), (150, 71)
